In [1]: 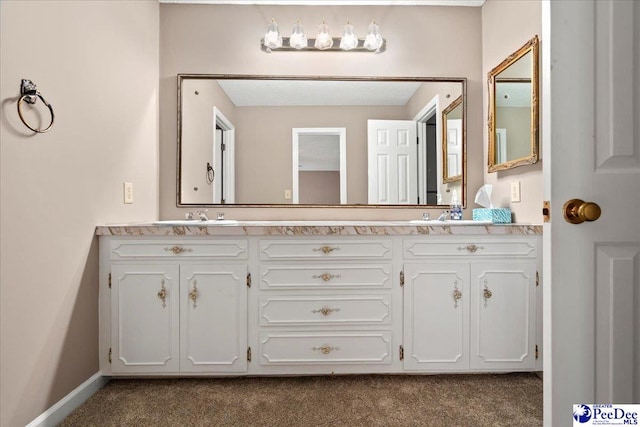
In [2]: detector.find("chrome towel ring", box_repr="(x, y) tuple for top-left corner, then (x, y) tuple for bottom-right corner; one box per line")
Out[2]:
(17, 79), (54, 133)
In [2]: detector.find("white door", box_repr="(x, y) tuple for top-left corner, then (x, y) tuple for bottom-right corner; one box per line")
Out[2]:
(546, 1), (640, 424)
(111, 265), (180, 373)
(367, 120), (417, 204)
(180, 264), (248, 373)
(403, 263), (469, 371)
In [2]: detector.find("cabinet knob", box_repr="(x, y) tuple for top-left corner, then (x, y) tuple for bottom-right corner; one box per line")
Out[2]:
(312, 273), (341, 282)
(189, 281), (198, 308)
(164, 246), (193, 255)
(458, 244), (484, 253)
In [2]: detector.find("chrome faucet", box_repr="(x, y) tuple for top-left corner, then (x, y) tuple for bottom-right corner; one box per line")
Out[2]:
(196, 209), (209, 221)
(216, 212), (225, 220)
(185, 211), (195, 220)
(421, 212), (431, 221)
(437, 210), (450, 221)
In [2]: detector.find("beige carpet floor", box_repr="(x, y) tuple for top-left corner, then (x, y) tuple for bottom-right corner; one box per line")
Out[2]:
(61, 373), (542, 427)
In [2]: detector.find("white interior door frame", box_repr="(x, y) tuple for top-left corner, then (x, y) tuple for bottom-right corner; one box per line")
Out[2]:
(292, 127), (347, 204)
(213, 107), (235, 203)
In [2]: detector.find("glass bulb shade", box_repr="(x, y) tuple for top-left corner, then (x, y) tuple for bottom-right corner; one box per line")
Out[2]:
(264, 21), (282, 49)
(289, 22), (307, 49)
(339, 23), (358, 50)
(314, 22), (333, 50)
(363, 21), (383, 51)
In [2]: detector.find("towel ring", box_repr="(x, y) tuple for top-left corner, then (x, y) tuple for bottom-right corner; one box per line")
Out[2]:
(17, 79), (55, 133)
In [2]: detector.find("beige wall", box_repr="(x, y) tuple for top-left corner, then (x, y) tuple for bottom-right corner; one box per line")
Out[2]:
(160, 4), (483, 219)
(0, 1), (159, 426)
(299, 171), (341, 204)
(482, 0), (542, 223)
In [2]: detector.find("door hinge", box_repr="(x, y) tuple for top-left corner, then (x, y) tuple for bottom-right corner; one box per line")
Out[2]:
(399, 345), (404, 361)
(536, 271), (540, 287)
(108, 273), (112, 289)
(247, 273), (252, 288)
(247, 347), (252, 362)
(535, 344), (539, 360)
(108, 348), (112, 364)
(543, 201), (550, 222)
(221, 142), (226, 151)
(400, 270), (404, 287)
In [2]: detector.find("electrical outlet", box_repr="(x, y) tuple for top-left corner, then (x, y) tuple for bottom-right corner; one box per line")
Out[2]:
(510, 181), (521, 203)
(124, 182), (133, 204)
(284, 189), (292, 200)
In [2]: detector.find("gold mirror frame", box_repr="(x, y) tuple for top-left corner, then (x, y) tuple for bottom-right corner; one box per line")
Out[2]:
(487, 35), (539, 172)
(442, 95), (463, 183)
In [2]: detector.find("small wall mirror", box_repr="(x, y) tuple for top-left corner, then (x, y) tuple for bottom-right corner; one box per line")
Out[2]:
(488, 35), (539, 172)
(442, 95), (463, 183)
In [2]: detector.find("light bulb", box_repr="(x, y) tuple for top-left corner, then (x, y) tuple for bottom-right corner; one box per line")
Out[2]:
(314, 21), (333, 50)
(339, 21), (358, 50)
(289, 20), (307, 49)
(263, 18), (282, 50)
(363, 20), (383, 51)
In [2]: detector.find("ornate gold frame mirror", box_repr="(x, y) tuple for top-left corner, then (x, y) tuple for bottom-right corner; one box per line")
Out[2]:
(487, 35), (539, 172)
(442, 95), (463, 183)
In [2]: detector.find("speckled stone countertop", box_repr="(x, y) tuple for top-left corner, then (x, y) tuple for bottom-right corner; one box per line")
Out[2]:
(96, 221), (543, 236)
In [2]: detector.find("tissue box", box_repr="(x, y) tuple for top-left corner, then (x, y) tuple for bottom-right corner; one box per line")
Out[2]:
(473, 208), (512, 224)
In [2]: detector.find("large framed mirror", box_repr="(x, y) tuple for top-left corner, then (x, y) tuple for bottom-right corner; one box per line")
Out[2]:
(487, 35), (539, 172)
(177, 75), (466, 207)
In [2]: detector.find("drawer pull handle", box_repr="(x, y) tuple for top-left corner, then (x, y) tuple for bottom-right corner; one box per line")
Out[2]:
(457, 244), (485, 253)
(312, 246), (340, 255)
(453, 280), (462, 308)
(312, 344), (340, 355)
(312, 306), (341, 316)
(164, 246), (193, 255)
(189, 281), (198, 308)
(483, 281), (492, 307)
(312, 273), (341, 282)
(157, 280), (167, 308)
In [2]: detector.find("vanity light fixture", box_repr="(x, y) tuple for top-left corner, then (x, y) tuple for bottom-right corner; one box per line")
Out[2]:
(261, 18), (386, 53)
(314, 21), (333, 50)
(289, 20), (307, 49)
(263, 18), (283, 50)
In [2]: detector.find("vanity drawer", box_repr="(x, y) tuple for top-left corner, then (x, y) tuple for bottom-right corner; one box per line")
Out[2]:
(259, 239), (392, 261)
(259, 264), (392, 290)
(259, 295), (392, 326)
(403, 239), (537, 259)
(259, 331), (392, 365)
(110, 240), (248, 260)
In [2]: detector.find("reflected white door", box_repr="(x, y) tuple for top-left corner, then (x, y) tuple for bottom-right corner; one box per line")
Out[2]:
(367, 120), (417, 204)
(546, 1), (640, 424)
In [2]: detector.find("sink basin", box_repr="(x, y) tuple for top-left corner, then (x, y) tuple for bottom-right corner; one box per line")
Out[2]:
(153, 219), (240, 226)
(409, 219), (493, 225)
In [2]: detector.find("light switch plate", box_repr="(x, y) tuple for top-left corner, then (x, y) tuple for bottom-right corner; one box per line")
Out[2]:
(124, 182), (133, 204)
(510, 181), (521, 203)
(284, 189), (292, 200)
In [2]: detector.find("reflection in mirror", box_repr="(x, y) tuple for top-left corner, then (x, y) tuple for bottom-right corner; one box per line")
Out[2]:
(177, 75), (466, 207)
(488, 35), (539, 172)
(442, 95), (463, 184)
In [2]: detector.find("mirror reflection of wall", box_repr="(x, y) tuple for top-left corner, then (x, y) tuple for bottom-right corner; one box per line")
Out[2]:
(178, 76), (465, 207)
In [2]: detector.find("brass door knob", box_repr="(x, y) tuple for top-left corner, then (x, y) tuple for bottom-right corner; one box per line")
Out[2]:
(563, 199), (602, 224)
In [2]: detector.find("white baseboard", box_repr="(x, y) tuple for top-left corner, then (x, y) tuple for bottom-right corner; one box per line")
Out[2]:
(26, 372), (110, 427)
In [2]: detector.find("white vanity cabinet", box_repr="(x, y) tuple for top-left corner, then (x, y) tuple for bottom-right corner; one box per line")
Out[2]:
(98, 225), (542, 377)
(104, 239), (249, 375)
(403, 237), (539, 372)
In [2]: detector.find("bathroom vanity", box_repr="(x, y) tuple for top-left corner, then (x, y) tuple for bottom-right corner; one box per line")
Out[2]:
(97, 221), (542, 377)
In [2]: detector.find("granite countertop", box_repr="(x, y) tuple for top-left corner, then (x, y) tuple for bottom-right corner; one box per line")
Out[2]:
(96, 221), (543, 236)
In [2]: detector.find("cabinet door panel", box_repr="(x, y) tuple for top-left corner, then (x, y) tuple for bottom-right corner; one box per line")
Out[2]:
(111, 265), (180, 373)
(403, 263), (470, 371)
(470, 262), (536, 370)
(180, 265), (248, 372)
